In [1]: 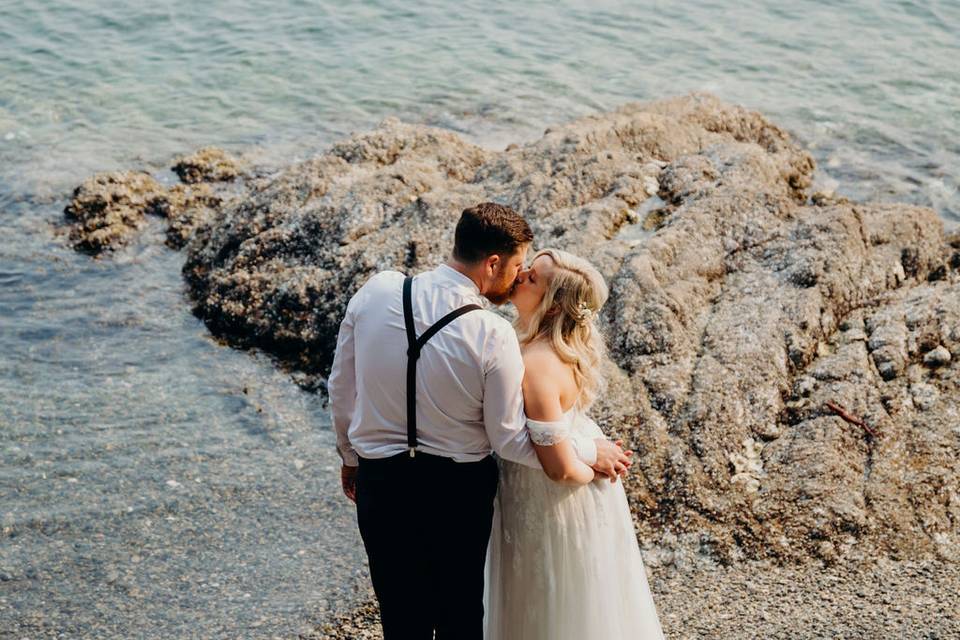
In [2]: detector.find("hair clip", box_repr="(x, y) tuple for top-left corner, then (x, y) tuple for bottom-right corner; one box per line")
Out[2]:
(576, 301), (594, 324)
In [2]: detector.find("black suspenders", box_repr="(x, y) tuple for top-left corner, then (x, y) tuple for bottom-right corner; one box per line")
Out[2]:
(402, 275), (482, 457)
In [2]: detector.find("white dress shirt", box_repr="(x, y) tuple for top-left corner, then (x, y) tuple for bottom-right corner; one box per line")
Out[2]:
(327, 263), (597, 469)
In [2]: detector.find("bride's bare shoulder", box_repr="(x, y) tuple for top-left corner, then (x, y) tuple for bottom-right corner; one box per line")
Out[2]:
(522, 343), (579, 413)
(521, 340), (558, 364)
(521, 341), (572, 379)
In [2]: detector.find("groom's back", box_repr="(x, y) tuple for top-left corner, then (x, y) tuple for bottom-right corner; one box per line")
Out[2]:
(329, 202), (537, 638)
(334, 264), (522, 462)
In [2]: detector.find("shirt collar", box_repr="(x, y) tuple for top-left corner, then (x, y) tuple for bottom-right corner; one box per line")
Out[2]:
(435, 263), (482, 298)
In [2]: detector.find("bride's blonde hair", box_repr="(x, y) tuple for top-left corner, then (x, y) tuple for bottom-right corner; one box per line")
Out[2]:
(514, 248), (609, 410)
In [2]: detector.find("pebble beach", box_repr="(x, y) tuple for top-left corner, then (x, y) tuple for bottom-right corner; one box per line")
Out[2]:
(310, 557), (959, 640)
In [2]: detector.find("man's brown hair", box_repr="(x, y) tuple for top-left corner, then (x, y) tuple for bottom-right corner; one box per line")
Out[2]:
(452, 202), (533, 264)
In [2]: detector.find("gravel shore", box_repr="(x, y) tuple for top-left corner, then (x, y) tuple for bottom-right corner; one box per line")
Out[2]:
(305, 556), (958, 639)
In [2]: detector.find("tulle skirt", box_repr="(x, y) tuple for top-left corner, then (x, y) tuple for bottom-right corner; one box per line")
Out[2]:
(484, 459), (666, 640)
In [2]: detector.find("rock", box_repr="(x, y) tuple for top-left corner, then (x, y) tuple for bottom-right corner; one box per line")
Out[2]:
(63, 171), (167, 253)
(729, 437), (764, 493)
(171, 146), (243, 184)
(923, 345), (951, 367)
(910, 382), (939, 411)
(188, 94), (960, 565)
(162, 183), (225, 250)
(156, 182), (222, 219)
(878, 361), (900, 381)
(64, 171), (229, 254)
(87, 93), (960, 567)
(642, 206), (672, 232)
(817, 540), (838, 564)
(794, 376), (817, 397)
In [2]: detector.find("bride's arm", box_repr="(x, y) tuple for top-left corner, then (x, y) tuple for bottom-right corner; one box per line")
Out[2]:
(533, 440), (595, 486)
(522, 361), (595, 486)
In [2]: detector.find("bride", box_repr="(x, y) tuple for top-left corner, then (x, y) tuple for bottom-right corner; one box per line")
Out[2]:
(484, 248), (666, 640)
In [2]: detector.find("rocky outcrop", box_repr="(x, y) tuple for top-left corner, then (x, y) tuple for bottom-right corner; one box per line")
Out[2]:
(81, 94), (960, 566)
(63, 148), (242, 254)
(63, 171), (169, 253)
(171, 146), (245, 184)
(180, 121), (495, 371)
(162, 183), (225, 250)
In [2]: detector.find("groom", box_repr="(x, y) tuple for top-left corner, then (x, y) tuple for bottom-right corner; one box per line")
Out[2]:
(328, 202), (632, 639)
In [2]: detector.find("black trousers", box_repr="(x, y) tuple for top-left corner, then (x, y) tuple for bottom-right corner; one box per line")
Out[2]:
(356, 451), (499, 640)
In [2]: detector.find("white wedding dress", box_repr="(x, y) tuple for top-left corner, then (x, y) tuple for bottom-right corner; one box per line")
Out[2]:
(484, 405), (666, 640)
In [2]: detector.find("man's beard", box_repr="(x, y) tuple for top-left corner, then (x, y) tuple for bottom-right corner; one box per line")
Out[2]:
(485, 278), (518, 306)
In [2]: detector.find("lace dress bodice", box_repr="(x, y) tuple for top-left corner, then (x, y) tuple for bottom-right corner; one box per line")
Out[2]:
(525, 405), (605, 446)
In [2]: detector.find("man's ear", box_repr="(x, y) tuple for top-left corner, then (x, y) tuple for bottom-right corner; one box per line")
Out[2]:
(485, 253), (501, 275)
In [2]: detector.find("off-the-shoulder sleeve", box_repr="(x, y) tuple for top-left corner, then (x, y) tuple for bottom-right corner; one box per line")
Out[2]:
(525, 417), (571, 446)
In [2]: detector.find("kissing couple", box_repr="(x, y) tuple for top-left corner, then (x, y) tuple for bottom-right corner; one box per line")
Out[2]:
(329, 202), (666, 639)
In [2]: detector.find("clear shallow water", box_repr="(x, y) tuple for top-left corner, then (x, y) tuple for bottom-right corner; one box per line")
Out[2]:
(1, 0), (959, 637)
(2, 0), (958, 215)
(1, 220), (366, 638)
